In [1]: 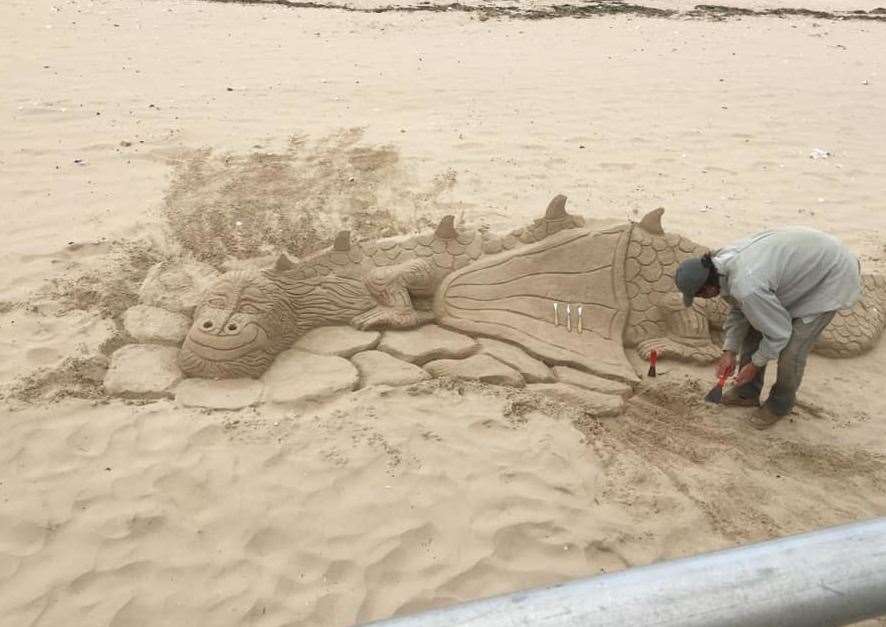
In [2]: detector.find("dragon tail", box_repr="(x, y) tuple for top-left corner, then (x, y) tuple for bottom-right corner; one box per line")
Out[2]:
(814, 273), (886, 357)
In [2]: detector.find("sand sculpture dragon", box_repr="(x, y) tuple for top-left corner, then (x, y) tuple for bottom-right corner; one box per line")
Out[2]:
(179, 196), (886, 381)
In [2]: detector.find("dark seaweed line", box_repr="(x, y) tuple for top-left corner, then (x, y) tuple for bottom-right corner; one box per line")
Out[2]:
(689, 4), (886, 20)
(200, 0), (886, 22)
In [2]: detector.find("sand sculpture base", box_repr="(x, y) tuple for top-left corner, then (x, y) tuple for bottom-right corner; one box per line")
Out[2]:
(107, 318), (629, 415)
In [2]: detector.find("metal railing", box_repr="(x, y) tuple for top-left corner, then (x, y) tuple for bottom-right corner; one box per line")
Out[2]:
(365, 517), (886, 627)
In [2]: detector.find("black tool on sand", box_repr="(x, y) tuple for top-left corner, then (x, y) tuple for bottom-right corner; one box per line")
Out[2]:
(704, 373), (729, 404)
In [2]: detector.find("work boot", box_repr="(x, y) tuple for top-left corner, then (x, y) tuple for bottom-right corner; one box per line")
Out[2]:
(721, 386), (760, 408)
(747, 404), (785, 430)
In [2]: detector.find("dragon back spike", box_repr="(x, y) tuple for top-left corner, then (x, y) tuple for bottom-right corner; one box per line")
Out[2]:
(333, 230), (351, 251)
(274, 253), (296, 272)
(639, 207), (665, 234)
(435, 215), (457, 240)
(545, 194), (568, 220)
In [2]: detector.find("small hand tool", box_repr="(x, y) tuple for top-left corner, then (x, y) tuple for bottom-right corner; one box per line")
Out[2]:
(704, 372), (729, 404)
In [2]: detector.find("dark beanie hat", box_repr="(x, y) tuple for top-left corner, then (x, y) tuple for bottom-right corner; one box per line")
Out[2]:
(675, 257), (711, 307)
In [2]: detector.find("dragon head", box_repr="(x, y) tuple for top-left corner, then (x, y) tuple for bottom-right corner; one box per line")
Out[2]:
(179, 269), (295, 379)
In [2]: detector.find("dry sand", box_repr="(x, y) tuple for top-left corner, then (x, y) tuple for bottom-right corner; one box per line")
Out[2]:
(2, 0), (886, 625)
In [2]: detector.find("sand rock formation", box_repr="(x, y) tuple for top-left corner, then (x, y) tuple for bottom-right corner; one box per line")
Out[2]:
(175, 378), (264, 410)
(479, 338), (555, 384)
(124, 305), (191, 345)
(294, 326), (381, 358)
(103, 344), (183, 398)
(377, 325), (479, 365)
(424, 354), (525, 387)
(351, 350), (430, 388)
(262, 350), (358, 406)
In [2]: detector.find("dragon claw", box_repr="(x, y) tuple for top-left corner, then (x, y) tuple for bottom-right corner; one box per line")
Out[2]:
(352, 307), (421, 330)
(638, 338), (720, 364)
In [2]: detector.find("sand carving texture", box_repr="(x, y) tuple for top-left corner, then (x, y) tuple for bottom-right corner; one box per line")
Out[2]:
(816, 274), (886, 357)
(172, 196), (886, 390)
(99, 196), (886, 408)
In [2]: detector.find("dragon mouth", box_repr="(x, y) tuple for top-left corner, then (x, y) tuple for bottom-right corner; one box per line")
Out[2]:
(182, 324), (268, 362)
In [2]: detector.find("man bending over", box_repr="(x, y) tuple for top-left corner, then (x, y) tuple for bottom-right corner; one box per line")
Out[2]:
(674, 227), (861, 429)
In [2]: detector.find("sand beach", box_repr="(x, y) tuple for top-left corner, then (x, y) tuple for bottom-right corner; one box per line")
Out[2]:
(1, 0), (885, 624)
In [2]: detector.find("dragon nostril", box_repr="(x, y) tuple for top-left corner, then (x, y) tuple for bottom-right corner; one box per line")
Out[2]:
(227, 323), (238, 332)
(202, 320), (213, 330)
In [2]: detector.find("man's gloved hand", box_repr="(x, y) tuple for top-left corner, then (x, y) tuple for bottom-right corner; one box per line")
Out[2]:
(716, 350), (737, 379)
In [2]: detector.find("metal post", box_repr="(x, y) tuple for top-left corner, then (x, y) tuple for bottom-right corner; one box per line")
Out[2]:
(364, 517), (886, 627)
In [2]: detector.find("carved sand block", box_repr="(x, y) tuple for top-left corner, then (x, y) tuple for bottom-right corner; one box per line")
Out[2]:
(351, 350), (430, 388)
(377, 325), (479, 365)
(294, 326), (380, 358)
(478, 338), (555, 384)
(104, 344), (183, 398)
(424, 354), (525, 387)
(261, 350), (358, 406)
(176, 378), (265, 410)
(124, 305), (191, 345)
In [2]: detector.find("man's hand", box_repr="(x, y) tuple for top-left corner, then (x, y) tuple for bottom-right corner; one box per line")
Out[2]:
(716, 351), (737, 379)
(733, 363), (759, 388)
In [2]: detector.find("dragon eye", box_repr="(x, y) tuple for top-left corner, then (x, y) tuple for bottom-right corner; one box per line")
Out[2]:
(206, 297), (227, 308)
(238, 303), (262, 315)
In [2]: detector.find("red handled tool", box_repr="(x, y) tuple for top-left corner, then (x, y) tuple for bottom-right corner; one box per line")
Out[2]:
(647, 349), (658, 377)
(704, 372), (729, 404)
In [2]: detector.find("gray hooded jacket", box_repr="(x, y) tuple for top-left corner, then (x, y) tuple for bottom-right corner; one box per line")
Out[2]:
(712, 227), (861, 367)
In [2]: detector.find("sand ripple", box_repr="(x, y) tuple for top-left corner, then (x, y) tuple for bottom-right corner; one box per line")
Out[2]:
(2, 380), (885, 625)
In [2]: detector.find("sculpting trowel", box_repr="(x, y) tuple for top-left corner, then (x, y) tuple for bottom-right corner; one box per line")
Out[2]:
(704, 373), (729, 404)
